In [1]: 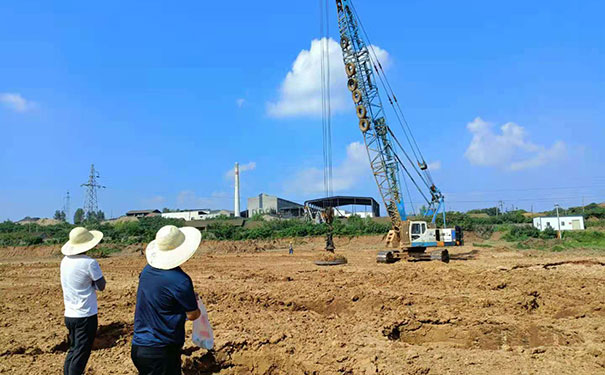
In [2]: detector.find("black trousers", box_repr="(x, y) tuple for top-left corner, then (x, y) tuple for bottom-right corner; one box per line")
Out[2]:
(64, 314), (98, 375)
(131, 345), (182, 375)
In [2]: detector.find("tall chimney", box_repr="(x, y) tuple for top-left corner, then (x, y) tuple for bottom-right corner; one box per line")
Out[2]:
(234, 162), (241, 217)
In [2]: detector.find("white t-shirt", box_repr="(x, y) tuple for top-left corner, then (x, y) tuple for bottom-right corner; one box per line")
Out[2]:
(60, 255), (104, 318)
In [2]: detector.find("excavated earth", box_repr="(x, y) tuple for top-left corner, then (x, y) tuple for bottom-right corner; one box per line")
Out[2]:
(0, 235), (604, 374)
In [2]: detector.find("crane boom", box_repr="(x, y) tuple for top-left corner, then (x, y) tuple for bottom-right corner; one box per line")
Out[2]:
(334, 0), (463, 252)
(335, 0), (406, 230)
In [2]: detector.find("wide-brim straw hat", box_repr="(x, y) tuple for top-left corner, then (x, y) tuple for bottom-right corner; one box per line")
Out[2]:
(62, 227), (104, 256)
(146, 225), (202, 270)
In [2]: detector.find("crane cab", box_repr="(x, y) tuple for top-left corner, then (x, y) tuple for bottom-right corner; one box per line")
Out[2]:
(407, 220), (462, 249)
(385, 220), (463, 250)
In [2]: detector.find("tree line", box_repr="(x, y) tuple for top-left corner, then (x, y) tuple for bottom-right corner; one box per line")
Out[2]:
(53, 209), (106, 224)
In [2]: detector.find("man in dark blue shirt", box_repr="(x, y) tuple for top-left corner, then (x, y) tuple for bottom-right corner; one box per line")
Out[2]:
(131, 225), (202, 375)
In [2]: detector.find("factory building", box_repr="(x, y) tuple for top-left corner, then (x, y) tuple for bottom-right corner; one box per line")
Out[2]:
(247, 193), (304, 218)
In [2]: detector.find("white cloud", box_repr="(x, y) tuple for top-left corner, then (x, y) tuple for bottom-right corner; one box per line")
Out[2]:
(464, 117), (566, 171)
(236, 98), (246, 108)
(176, 191), (231, 209)
(428, 161), (442, 171)
(0, 93), (34, 112)
(285, 142), (369, 194)
(267, 38), (389, 118)
(225, 161), (256, 179)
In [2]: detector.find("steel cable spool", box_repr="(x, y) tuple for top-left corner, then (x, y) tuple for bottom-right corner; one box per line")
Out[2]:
(340, 37), (349, 50)
(352, 89), (363, 103)
(347, 78), (358, 91)
(359, 118), (370, 133)
(345, 63), (356, 77)
(356, 104), (367, 119)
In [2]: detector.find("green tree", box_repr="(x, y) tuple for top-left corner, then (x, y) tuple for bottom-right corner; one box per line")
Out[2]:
(85, 210), (106, 223)
(74, 208), (85, 224)
(468, 207), (499, 216)
(96, 210), (105, 221)
(53, 210), (66, 221)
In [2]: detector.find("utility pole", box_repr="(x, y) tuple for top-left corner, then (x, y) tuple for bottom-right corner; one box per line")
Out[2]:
(81, 164), (106, 219)
(555, 204), (561, 239)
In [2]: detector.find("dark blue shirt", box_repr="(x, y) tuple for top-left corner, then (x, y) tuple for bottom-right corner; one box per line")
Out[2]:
(132, 265), (197, 348)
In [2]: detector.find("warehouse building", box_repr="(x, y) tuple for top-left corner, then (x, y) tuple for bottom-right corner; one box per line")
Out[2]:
(247, 193), (304, 218)
(533, 216), (585, 231)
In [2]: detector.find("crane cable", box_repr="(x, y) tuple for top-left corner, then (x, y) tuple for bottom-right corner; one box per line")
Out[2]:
(387, 144), (432, 206)
(349, 0), (425, 163)
(401, 169), (417, 215)
(348, 0), (436, 188)
(386, 126), (432, 190)
(319, 0), (333, 197)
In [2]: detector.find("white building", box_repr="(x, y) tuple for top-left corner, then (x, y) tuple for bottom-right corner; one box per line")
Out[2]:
(162, 209), (210, 221)
(533, 216), (585, 231)
(162, 209), (233, 221)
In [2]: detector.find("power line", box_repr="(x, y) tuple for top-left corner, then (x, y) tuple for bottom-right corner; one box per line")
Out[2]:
(444, 185), (605, 194)
(411, 195), (603, 204)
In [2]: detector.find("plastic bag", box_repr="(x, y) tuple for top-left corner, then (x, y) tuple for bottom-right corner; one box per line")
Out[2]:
(192, 297), (214, 350)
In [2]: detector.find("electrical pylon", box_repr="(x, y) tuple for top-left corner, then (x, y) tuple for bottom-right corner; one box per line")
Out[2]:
(81, 164), (106, 217)
(63, 191), (71, 223)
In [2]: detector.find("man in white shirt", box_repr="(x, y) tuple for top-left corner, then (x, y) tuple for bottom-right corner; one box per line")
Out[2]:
(60, 227), (107, 375)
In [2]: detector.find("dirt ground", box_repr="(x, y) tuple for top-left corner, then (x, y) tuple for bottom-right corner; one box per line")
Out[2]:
(0, 236), (604, 374)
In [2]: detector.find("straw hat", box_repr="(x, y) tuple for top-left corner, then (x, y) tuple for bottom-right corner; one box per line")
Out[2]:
(146, 225), (201, 270)
(62, 227), (104, 256)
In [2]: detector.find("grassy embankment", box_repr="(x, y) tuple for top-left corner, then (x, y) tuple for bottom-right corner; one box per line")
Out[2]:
(2, 203), (604, 252)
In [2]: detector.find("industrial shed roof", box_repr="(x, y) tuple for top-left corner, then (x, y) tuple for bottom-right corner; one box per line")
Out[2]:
(304, 196), (380, 217)
(126, 209), (161, 215)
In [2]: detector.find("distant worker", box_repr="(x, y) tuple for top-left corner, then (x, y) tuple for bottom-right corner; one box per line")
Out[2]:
(289, 242), (294, 255)
(131, 225), (202, 375)
(60, 227), (107, 375)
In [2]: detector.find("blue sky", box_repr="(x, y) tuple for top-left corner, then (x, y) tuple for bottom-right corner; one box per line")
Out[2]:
(1, 0), (603, 221)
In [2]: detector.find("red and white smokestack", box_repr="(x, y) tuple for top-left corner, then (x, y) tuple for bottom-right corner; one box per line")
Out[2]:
(234, 162), (240, 217)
